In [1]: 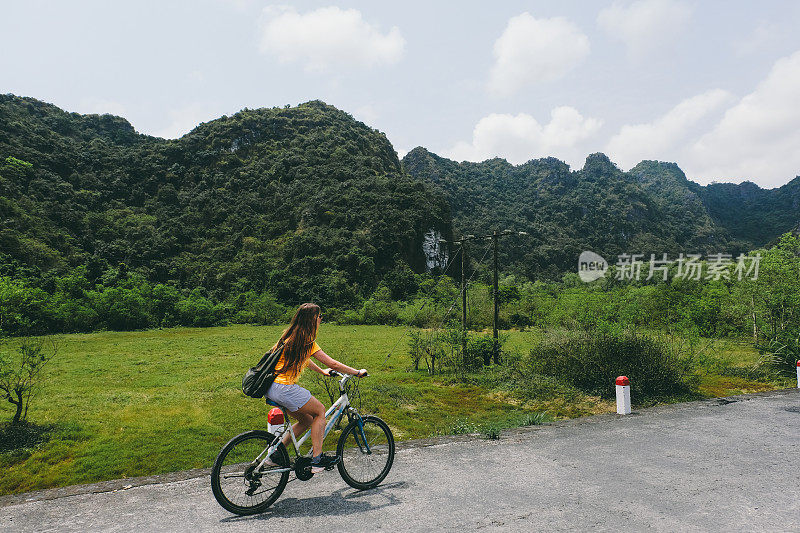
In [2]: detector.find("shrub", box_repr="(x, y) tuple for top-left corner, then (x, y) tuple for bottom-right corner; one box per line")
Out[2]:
(91, 285), (152, 331)
(397, 299), (445, 328)
(509, 312), (532, 328)
(51, 297), (98, 333)
(230, 291), (285, 325)
(336, 309), (363, 325)
(0, 278), (54, 335)
(526, 327), (694, 402)
(464, 334), (497, 369)
(408, 329), (448, 374)
(408, 328), (506, 374)
(481, 424), (502, 440)
(361, 287), (400, 325)
(175, 289), (226, 327)
(758, 334), (800, 378)
(382, 262), (419, 300)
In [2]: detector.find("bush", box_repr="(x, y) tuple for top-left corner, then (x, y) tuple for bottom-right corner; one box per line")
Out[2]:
(382, 262), (419, 300)
(0, 278), (54, 335)
(408, 329), (448, 374)
(230, 291), (286, 325)
(526, 327), (694, 402)
(361, 287), (400, 325)
(464, 334), (497, 369)
(51, 297), (98, 332)
(509, 312), (532, 328)
(758, 334), (800, 378)
(336, 309), (363, 325)
(175, 289), (227, 327)
(408, 328), (505, 374)
(92, 284), (152, 331)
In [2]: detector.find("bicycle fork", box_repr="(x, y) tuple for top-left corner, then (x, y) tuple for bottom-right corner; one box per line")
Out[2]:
(354, 416), (372, 455)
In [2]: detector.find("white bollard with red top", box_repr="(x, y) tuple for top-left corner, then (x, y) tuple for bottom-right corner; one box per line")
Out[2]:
(616, 375), (631, 415)
(796, 360), (799, 389)
(267, 407), (284, 434)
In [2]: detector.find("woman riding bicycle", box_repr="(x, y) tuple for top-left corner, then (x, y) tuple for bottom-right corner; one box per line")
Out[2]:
(266, 303), (367, 472)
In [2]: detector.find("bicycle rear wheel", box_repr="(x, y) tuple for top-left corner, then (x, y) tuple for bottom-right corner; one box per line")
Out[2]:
(211, 430), (290, 515)
(336, 415), (394, 490)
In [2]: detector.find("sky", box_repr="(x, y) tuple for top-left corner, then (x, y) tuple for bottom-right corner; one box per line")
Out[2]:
(2, 0), (800, 188)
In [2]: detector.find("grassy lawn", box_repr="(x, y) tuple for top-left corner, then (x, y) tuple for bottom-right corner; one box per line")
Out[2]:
(0, 324), (785, 495)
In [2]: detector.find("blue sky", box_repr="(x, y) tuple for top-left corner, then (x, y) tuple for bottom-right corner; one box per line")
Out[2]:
(2, 0), (800, 187)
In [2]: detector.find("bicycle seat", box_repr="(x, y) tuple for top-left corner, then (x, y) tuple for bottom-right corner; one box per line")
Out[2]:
(265, 398), (286, 409)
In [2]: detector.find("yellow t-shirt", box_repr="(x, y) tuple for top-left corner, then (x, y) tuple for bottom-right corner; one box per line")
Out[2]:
(273, 341), (321, 385)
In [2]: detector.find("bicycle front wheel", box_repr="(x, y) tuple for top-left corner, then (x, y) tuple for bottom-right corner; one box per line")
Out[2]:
(211, 430), (290, 515)
(336, 415), (394, 490)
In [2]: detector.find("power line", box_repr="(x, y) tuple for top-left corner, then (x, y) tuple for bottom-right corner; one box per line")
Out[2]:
(380, 242), (461, 365)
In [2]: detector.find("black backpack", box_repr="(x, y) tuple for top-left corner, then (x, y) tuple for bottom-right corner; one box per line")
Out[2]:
(241, 344), (284, 398)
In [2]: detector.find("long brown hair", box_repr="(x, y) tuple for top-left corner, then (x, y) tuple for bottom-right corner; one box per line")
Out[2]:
(275, 303), (320, 377)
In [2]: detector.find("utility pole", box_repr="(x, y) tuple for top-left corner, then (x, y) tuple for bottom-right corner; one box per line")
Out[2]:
(492, 231), (499, 365)
(448, 230), (527, 367)
(461, 240), (467, 359)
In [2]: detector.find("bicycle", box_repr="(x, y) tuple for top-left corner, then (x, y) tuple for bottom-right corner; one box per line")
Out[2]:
(211, 370), (395, 515)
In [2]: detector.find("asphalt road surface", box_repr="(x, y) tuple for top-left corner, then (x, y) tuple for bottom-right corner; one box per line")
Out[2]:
(2, 389), (798, 532)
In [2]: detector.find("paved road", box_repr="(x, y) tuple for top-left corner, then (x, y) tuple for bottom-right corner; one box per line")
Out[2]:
(2, 389), (799, 532)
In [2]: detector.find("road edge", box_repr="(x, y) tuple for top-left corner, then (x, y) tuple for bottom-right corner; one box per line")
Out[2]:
(1, 387), (797, 508)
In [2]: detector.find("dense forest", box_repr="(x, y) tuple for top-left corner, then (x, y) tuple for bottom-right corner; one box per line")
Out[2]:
(402, 147), (800, 279)
(1, 94), (798, 336)
(0, 95), (450, 333)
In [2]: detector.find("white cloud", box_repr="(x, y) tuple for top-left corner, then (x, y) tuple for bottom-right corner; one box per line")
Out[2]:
(445, 107), (602, 167)
(258, 6), (405, 72)
(597, 0), (692, 60)
(488, 13), (590, 96)
(606, 89), (733, 169)
(687, 49), (800, 187)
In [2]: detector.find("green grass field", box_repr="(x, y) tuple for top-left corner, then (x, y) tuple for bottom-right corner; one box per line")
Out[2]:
(0, 324), (784, 495)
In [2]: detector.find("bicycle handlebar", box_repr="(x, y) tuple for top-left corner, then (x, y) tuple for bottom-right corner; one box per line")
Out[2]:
(327, 369), (367, 380)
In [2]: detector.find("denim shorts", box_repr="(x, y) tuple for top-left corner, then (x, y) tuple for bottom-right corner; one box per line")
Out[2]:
(265, 383), (313, 412)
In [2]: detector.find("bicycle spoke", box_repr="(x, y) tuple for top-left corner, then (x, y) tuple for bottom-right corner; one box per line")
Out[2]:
(211, 431), (290, 515)
(338, 417), (394, 490)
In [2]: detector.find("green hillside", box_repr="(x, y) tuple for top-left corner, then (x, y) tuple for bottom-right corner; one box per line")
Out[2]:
(0, 95), (451, 317)
(2, 93), (798, 335)
(403, 148), (799, 278)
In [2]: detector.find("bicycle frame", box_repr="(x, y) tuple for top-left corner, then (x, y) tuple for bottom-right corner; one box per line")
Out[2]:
(255, 372), (363, 472)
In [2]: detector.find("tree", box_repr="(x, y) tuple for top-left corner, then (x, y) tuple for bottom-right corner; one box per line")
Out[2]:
(0, 336), (58, 425)
(748, 234), (800, 375)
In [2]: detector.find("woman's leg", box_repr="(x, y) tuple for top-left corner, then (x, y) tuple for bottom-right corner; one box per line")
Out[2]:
(281, 411), (312, 448)
(287, 395), (326, 456)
